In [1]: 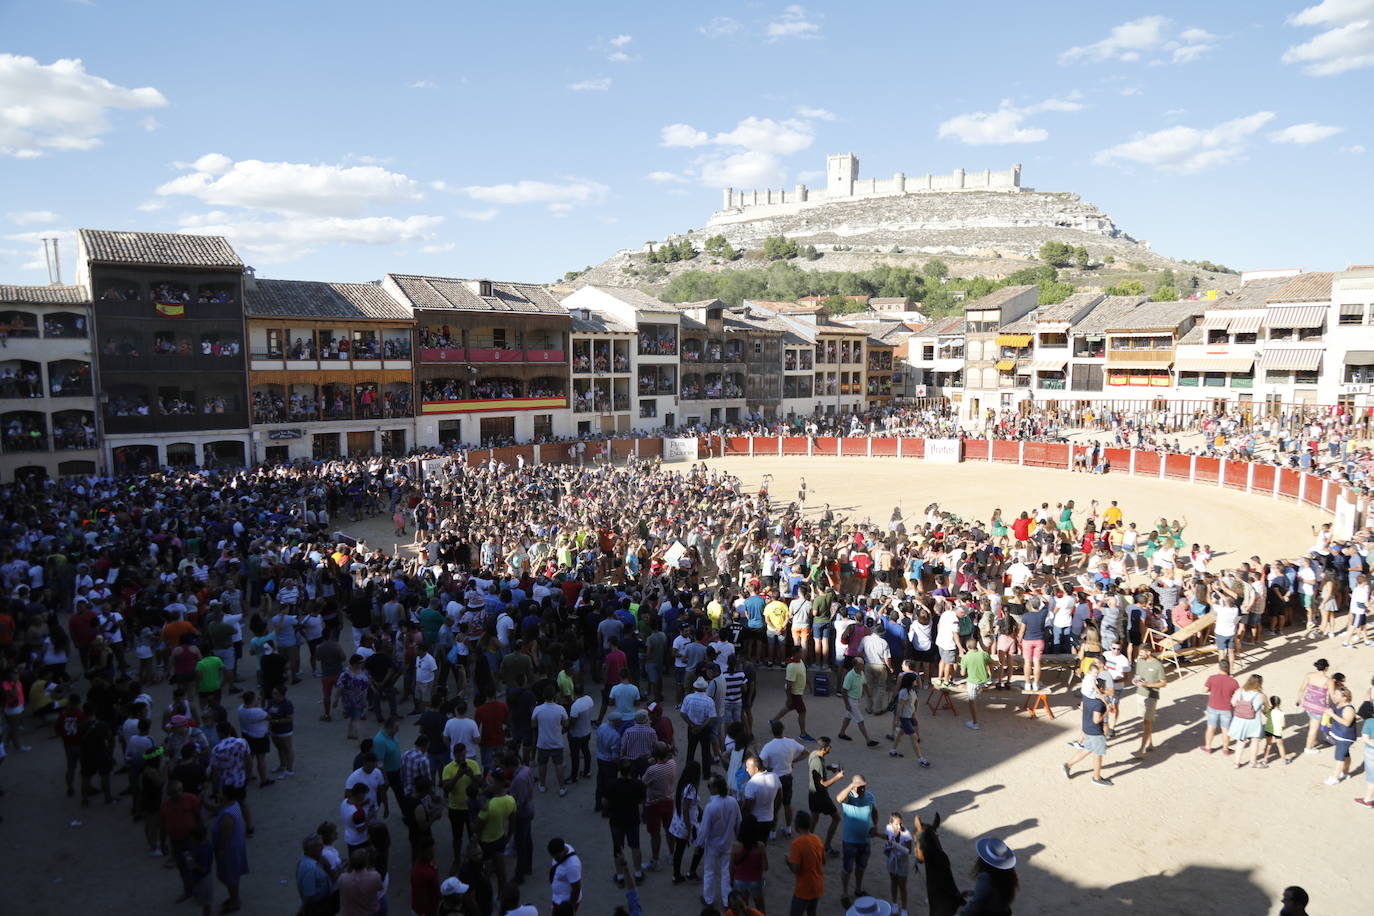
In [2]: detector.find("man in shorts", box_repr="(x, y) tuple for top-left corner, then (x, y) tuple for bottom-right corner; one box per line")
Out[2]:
(531, 687), (569, 797)
(1062, 678), (1112, 786)
(888, 672), (930, 767)
(834, 774), (877, 909)
(806, 738), (845, 853)
(759, 720), (807, 836)
(770, 648), (814, 741)
(789, 586), (814, 666)
(836, 657), (878, 747)
(960, 638), (993, 731)
(1132, 644), (1166, 758)
(1202, 659), (1238, 755)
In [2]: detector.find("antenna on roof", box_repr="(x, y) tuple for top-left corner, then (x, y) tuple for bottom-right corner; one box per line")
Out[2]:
(42, 237), (62, 286)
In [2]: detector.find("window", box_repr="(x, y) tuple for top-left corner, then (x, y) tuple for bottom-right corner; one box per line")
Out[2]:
(1177, 371), (1200, 388)
(1203, 372), (1226, 388)
(753, 340), (762, 355)
(1344, 364), (1374, 384)
(639, 399), (657, 418)
(265, 329), (283, 358)
(312, 433), (340, 461)
(1340, 304), (1364, 325)
(1230, 372), (1254, 389)
(922, 345), (934, 361)
(1295, 370), (1319, 385)
(532, 414), (553, 439)
(438, 419), (461, 447)
(1265, 370), (1291, 384)
(1233, 332), (1257, 345)
(1207, 329), (1229, 344)
(1297, 326), (1323, 341)
(1070, 364), (1104, 391)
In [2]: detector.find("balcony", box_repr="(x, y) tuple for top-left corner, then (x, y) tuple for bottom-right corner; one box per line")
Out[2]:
(420, 347), (466, 363)
(420, 395), (568, 415)
(1037, 379), (1067, 390)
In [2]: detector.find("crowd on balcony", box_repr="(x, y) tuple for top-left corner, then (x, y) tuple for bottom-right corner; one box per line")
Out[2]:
(288, 336), (317, 359)
(43, 314), (86, 338)
(98, 285), (140, 302)
(52, 414), (96, 450)
(638, 333), (677, 355)
(420, 328), (458, 349)
(150, 283), (191, 303)
(149, 334), (242, 358)
(197, 287), (235, 304)
(48, 364), (92, 397)
(0, 366), (42, 399)
(106, 395), (150, 417)
(1, 414), (45, 451)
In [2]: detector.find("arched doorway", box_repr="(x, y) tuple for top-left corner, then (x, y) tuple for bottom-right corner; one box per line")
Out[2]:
(112, 444), (158, 474)
(204, 440), (246, 469)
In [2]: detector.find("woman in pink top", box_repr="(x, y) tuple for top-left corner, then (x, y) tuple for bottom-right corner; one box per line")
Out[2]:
(338, 847), (384, 916)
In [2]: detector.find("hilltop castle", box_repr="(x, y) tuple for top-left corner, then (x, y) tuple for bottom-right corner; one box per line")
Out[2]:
(710, 153), (1023, 226)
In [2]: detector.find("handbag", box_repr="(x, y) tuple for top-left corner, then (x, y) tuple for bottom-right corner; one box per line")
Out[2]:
(668, 811), (688, 840)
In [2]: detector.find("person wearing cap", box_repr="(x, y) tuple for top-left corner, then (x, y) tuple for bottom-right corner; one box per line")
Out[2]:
(437, 875), (471, 915)
(959, 837), (1019, 915)
(681, 676), (717, 776)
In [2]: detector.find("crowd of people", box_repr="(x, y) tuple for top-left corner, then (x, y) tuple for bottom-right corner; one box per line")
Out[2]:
(0, 438), (1368, 916)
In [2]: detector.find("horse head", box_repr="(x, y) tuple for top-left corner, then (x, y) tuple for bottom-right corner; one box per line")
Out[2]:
(913, 810), (944, 864)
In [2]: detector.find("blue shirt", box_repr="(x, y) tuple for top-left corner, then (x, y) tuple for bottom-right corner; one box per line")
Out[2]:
(373, 729), (402, 772)
(595, 721), (621, 761)
(296, 856), (331, 903)
(839, 790), (876, 844)
(610, 682), (640, 718)
(1020, 609), (1048, 642)
(744, 596), (765, 629)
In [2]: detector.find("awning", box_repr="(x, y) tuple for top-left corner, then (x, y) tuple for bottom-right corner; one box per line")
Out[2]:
(1258, 348), (1323, 371)
(996, 334), (1032, 347)
(1105, 357), (1173, 370)
(1228, 314), (1263, 334)
(1265, 305), (1327, 329)
(995, 359), (1016, 371)
(1200, 314), (1232, 330)
(1029, 357), (1067, 371)
(1345, 350), (1374, 366)
(1175, 355), (1255, 373)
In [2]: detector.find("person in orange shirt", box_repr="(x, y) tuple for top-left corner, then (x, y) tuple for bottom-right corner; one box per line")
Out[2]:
(787, 810), (826, 916)
(161, 618), (198, 653)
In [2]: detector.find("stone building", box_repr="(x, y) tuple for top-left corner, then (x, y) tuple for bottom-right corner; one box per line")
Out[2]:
(960, 285), (1038, 420)
(567, 306), (636, 434)
(243, 277), (416, 461)
(0, 283), (98, 481)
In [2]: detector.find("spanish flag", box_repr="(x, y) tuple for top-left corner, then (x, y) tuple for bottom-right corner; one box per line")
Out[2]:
(155, 302), (185, 318)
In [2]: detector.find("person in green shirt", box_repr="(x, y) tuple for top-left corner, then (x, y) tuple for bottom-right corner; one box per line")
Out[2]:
(1132, 644), (1167, 757)
(476, 775), (515, 895)
(440, 744), (482, 867)
(837, 657), (878, 746)
(194, 652), (224, 706)
(769, 648), (814, 741)
(960, 640), (993, 731)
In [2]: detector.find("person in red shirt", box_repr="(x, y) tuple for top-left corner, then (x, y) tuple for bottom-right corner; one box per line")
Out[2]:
(160, 779), (204, 902)
(647, 702), (675, 748)
(1202, 659), (1240, 755)
(68, 602), (100, 666)
(474, 692), (510, 766)
(1011, 513), (1033, 542)
(54, 693), (85, 796)
(410, 838), (441, 916)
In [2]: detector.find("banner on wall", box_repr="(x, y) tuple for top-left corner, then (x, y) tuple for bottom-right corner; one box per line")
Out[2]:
(924, 439), (963, 463)
(1334, 490), (1360, 539)
(662, 438), (699, 462)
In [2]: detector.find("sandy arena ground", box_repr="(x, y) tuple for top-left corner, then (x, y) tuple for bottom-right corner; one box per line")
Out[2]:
(7, 456), (1367, 916)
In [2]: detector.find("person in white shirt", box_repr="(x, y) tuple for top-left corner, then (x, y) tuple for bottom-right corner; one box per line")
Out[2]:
(1101, 642), (1132, 737)
(740, 755), (779, 833)
(345, 755), (388, 814)
(532, 687), (570, 796)
(934, 604), (962, 686)
(696, 775), (742, 907)
(443, 700), (481, 758)
(413, 647), (438, 714)
(1211, 591), (1241, 671)
(859, 626), (893, 714)
(757, 721), (806, 836)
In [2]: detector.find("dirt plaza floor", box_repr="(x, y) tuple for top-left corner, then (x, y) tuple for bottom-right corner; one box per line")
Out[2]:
(6, 455), (1368, 916)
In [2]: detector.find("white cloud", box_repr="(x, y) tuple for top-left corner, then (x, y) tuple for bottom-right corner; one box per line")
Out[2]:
(6, 210), (57, 225)
(1340, 143), (1367, 153)
(661, 123), (710, 147)
(713, 116), (814, 155)
(700, 150), (786, 188)
(937, 96), (1084, 145)
(155, 155), (424, 217)
(1094, 111), (1275, 173)
(138, 116), (160, 132)
(568, 77), (612, 91)
(410, 80), (438, 89)
(458, 209), (499, 221)
(1060, 17), (1216, 65)
(607, 52), (632, 63)
(4, 227), (78, 272)
(796, 105), (836, 120)
(1269, 122), (1345, 143)
(0, 53), (167, 157)
(646, 171), (688, 183)
(1283, 0), (1374, 75)
(700, 17), (741, 38)
(1165, 108), (1187, 118)
(1060, 16), (1170, 63)
(462, 179), (608, 206)
(610, 34), (633, 47)
(176, 213), (443, 263)
(420, 242), (456, 253)
(548, 202), (575, 213)
(1120, 87), (1143, 96)
(767, 5), (821, 41)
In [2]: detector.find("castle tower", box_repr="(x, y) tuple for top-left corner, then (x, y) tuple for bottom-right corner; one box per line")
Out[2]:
(827, 153), (858, 198)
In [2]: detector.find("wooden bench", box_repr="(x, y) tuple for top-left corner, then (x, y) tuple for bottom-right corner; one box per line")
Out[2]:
(1147, 611), (1219, 675)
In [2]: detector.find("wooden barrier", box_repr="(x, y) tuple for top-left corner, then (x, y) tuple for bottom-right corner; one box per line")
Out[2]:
(782, 436), (809, 456)
(1193, 456), (1221, 485)
(870, 438), (899, 457)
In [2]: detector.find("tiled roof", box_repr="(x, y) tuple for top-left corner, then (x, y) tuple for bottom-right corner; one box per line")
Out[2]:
(244, 279), (411, 321)
(919, 315), (966, 336)
(587, 286), (680, 313)
(1099, 299), (1203, 333)
(387, 274), (566, 315)
(1206, 276), (1288, 310)
(1269, 272), (1333, 303)
(570, 311), (635, 333)
(79, 229), (243, 269)
(1070, 296), (1152, 334)
(0, 284), (88, 305)
(962, 285), (1036, 313)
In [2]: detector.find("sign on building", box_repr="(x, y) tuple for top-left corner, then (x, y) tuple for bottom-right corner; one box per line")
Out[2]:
(662, 438), (699, 462)
(924, 439), (963, 463)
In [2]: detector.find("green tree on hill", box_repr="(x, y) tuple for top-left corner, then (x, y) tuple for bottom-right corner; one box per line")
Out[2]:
(1039, 240), (1075, 267)
(763, 235), (801, 260)
(1105, 279), (1145, 296)
(923, 258), (949, 279)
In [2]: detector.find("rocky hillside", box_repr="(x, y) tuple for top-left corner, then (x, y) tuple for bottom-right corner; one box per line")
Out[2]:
(571, 188), (1239, 294)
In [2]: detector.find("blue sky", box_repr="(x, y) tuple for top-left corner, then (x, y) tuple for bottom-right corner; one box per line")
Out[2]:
(1, 0), (1370, 284)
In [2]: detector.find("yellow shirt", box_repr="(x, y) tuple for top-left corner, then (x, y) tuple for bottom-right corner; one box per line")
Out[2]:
(441, 758), (482, 810)
(764, 600), (789, 633)
(1103, 506), (1123, 527)
(707, 600), (724, 629)
(478, 793), (515, 842)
